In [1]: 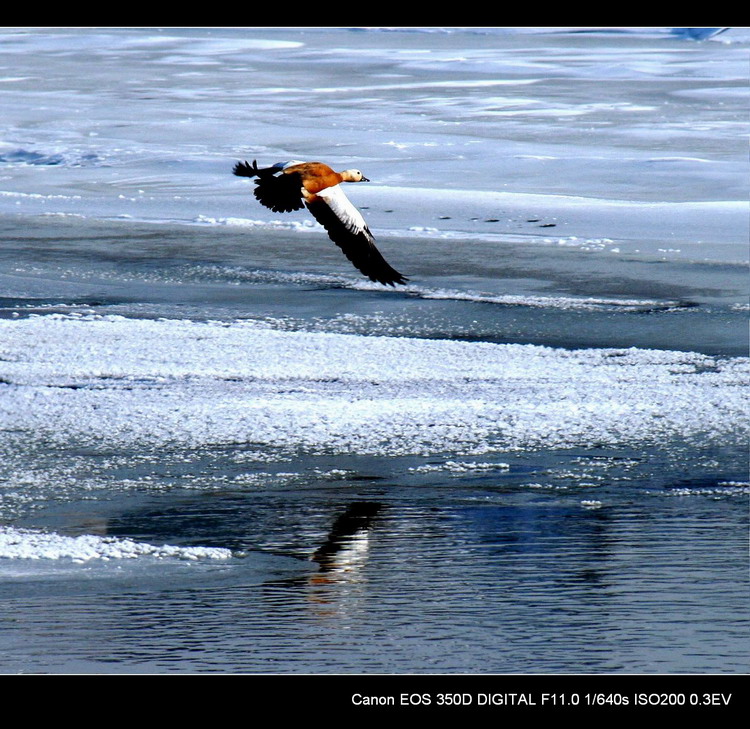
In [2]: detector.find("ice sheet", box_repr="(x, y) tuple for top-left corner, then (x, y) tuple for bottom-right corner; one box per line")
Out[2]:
(0, 526), (233, 562)
(2, 315), (746, 456)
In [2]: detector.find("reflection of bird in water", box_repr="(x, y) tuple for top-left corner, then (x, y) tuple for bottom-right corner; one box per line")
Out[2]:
(310, 501), (382, 577)
(233, 159), (408, 286)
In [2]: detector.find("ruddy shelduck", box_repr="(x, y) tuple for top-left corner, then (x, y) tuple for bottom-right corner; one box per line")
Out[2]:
(233, 159), (408, 286)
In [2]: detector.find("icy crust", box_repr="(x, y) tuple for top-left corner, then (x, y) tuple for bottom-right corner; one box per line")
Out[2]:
(0, 526), (233, 562)
(0, 315), (747, 456)
(1, 188), (746, 265)
(196, 190), (747, 262)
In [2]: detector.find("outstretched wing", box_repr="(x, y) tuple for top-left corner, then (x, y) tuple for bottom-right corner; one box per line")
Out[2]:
(233, 160), (305, 213)
(306, 185), (408, 287)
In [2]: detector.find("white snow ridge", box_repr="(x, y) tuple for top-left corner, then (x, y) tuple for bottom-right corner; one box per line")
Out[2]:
(0, 526), (233, 562)
(1, 314), (747, 457)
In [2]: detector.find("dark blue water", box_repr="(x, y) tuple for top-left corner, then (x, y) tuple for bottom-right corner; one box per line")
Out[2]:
(2, 441), (747, 673)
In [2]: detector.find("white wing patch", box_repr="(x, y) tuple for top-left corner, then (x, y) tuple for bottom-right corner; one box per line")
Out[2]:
(270, 160), (305, 174)
(315, 184), (372, 239)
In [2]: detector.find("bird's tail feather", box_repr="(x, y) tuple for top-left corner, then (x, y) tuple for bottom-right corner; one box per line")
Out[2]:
(232, 160), (261, 178)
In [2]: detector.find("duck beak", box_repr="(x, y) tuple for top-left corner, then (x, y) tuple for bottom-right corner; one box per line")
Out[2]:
(361, 175), (370, 182)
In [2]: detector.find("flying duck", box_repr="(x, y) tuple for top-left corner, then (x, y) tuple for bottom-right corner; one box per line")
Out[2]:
(233, 159), (408, 286)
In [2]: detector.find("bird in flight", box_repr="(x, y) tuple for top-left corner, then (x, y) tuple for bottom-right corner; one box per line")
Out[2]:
(233, 159), (408, 286)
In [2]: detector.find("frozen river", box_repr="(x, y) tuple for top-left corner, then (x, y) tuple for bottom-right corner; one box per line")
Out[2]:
(0, 27), (747, 674)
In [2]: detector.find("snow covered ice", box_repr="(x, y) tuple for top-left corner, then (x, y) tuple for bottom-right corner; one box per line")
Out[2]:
(1, 314), (746, 455)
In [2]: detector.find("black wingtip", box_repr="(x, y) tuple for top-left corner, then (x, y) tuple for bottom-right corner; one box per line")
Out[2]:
(233, 159), (259, 178)
(375, 272), (409, 287)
